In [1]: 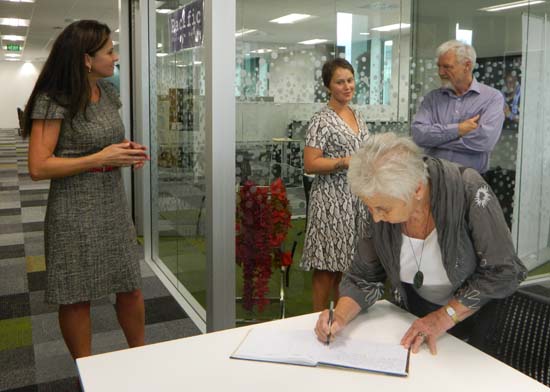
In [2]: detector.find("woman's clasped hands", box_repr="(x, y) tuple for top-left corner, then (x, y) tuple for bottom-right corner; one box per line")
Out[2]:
(98, 140), (150, 170)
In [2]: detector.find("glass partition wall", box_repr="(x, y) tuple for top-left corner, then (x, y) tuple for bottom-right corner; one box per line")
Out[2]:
(410, 0), (550, 283)
(144, 0), (550, 331)
(150, 0), (208, 324)
(235, 0), (411, 320)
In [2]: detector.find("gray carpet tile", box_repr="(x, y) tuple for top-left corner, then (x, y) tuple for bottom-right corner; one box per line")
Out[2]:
(0, 232), (25, 246)
(0, 201), (21, 209)
(20, 207), (46, 224)
(0, 244), (25, 259)
(0, 208), (21, 216)
(145, 317), (200, 344)
(0, 293), (31, 320)
(0, 191), (20, 202)
(141, 275), (171, 299)
(0, 223), (23, 235)
(22, 222), (44, 233)
(28, 292), (58, 317)
(27, 271), (47, 292)
(0, 215), (23, 225)
(30, 313), (67, 347)
(0, 261), (28, 296)
(34, 352), (77, 385)
(20, 200), (48, 208)
(23, 240), (44, 258)
(0, 346), (36, 391)
(0, 128), (200, 391)
(0, 185), (19, 191)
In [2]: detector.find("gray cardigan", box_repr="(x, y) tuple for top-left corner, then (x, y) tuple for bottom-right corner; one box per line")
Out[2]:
(340, 157), (527, 312)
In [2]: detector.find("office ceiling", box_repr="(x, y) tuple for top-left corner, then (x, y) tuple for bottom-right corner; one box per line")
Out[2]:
(0, 0), (118, 63)
(0, 0), (547, 63)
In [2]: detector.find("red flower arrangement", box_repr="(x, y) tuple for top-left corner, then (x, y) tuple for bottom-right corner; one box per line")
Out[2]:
(236, 178), (292, 312)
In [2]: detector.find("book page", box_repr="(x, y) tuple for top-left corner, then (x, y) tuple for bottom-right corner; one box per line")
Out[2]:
(231, 328), (322, 366)
(231, 327), (408, 376)
(318, 338), (409, 376)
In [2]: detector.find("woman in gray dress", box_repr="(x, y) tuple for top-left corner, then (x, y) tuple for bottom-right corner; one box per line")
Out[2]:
(23, 20), (148, 359)
(301, 59), (369, 311)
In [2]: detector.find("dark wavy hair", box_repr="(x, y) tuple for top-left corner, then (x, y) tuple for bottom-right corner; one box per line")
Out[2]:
(22, 20), (111, 137)
(321, 58), (355, 88)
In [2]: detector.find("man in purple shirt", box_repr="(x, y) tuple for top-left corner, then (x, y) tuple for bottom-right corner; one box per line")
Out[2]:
(412, 40), (504, 173)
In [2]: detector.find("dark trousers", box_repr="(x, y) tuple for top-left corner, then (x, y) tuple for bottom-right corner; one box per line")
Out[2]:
(402, 283), (494, 345)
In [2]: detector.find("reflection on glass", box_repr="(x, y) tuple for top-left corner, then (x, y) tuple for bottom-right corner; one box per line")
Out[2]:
(150, 0), (207, 311)
(410, 0), (550, 279)
(235, 0), (410, 322)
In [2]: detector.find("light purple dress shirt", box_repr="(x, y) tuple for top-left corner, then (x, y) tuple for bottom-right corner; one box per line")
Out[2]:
(411, 79), (504, 173)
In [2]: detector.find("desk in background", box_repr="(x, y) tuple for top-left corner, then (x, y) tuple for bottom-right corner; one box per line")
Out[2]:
(77, 300), (549, 392)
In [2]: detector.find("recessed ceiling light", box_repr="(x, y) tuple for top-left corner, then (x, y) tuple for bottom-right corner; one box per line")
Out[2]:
(278, 46), (287, 50)
(1, 0), (35, 3)
(270, 14), (312, 24)
(371, 23), (411, 32)
(194, 61), (202, 65)
(251, 49), (272, 54)
(157, 43), (163, 48)
(156, 8), (172, 14)
(235, 28), (257, 37)
(156, 53), (168, 57)
(1, 35), (25, 41)
(0, 18), (30, 27)
(479, 0), (545, 12)
(5, 53), (21, 57)
(298, 38), (328, 45)
(359, 32), (371, 36)
(5, 57), (20, 61)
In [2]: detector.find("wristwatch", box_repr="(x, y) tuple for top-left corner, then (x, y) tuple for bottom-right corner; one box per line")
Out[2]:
(445, 305), (460, 325)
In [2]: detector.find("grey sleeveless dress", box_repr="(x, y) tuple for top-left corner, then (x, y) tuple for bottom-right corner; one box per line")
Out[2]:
(300, 106), (369, 272)
(31, 80), (141, 304)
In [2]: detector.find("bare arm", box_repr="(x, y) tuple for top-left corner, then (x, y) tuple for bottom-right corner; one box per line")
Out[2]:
(303, 146), (350, 175)
(28, 119), (148, 181)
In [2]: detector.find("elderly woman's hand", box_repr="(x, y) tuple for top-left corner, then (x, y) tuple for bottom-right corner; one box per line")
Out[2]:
(314, 309), (346, 344)
(400, 307), (455, 355)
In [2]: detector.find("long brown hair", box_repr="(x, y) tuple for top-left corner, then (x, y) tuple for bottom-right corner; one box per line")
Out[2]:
(22, 20), (111, 137)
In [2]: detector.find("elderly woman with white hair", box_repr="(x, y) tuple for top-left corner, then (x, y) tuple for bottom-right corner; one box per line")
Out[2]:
(314, 132), (526, 354)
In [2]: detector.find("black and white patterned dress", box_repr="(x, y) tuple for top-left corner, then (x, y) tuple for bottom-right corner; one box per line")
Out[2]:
(300, 106), (369, 272)
(31, 80), (141, 304)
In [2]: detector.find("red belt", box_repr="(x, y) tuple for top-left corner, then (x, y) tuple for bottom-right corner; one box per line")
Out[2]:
(88, 166), (115, 173)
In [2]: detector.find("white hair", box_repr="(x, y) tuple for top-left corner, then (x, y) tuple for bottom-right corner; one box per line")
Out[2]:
(436, 40), (477, 70)
(348, 133), (428, 202)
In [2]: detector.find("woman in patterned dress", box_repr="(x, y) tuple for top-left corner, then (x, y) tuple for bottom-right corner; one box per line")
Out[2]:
(301, 59), (369, 311)
(23, 20), (149, 359)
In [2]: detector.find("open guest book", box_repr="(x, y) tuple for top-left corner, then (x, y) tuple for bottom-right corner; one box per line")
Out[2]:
(230, 327), (410, 377)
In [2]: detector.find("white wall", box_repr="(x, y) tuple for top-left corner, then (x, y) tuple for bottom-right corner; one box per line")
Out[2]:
(0, 61), (43, 129)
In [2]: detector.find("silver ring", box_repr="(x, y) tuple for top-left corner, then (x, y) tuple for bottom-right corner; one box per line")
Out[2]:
(417, 332), (426, 339)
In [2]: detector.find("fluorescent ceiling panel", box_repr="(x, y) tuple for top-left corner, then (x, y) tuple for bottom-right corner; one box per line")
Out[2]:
(0, 18), (30, 27)
(298, 38), (328, 45)
(371, 23), (411, 32)
(2, 35), (25, 41)
(269, 14), (311, 24)
(479, 1), (545, 12)
(235, 28), (257, 37)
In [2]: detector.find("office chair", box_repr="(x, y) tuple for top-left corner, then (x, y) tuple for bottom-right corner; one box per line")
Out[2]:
(476, 288), (550, 387)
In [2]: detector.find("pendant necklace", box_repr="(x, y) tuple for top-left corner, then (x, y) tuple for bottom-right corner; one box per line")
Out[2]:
(404, 210), (431, 289)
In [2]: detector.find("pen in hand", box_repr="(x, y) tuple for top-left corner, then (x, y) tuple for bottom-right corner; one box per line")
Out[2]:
(326, 300), (334, 346)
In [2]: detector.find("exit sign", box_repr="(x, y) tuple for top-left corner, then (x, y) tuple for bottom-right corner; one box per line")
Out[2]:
(6, 43), (21, 52)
